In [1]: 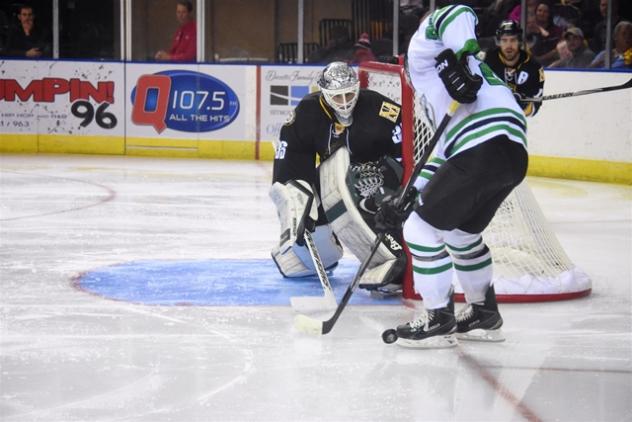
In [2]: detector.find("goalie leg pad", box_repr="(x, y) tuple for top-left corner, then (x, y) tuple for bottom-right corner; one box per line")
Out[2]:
(269, 180), (319, 254)
(272, 225), (343, 278)
(319, 147), (405, 288)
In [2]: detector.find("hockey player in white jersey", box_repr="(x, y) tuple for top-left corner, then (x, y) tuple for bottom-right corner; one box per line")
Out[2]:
(376, 4), (528, 348)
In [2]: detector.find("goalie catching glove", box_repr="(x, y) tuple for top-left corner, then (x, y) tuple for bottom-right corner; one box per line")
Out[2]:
(374, 186), (419, 233)
(435, 48), (482, 104)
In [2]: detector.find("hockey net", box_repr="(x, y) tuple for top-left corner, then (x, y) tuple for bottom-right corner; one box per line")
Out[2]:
(358, 61), (591, 302)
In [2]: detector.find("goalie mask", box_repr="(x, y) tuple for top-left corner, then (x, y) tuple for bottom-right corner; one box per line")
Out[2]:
(317, 62), (360, 126)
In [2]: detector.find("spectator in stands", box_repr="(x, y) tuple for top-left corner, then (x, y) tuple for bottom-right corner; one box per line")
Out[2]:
(589, 20), (632, 68)
(550, 26), (595, 67)
(155, 0), (196, 62)
(508, 0), (539, 23)
(530, 1), (564, 66)
(589, 0), (620, 53)
(479, 0), (520, 39)
(551, 0), (582, 30)
(308, 26), (354, 64)
(351, 32), (376, 64)
(4, 5), (50, 58)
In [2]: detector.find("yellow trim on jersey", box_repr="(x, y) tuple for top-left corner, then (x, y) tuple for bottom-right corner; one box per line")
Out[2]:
(319, 95), (334, 121)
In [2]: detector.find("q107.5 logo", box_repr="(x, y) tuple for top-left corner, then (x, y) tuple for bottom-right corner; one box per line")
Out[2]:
(131, 70), (239, 133)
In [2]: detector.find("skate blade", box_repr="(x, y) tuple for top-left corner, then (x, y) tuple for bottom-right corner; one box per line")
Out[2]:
(456, 328), (505, 342)
(396, 334), (458, 349)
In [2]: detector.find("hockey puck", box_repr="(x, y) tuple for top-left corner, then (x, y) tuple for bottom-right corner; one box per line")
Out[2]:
(382, 329), (398, 344)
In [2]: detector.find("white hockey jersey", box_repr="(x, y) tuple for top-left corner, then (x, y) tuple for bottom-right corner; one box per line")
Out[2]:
(407, 5), (527, 160)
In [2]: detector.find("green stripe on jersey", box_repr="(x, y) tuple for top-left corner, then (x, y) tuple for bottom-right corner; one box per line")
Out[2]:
(451, 124), (527, 155)
(456, 39), (481, 59)
(438, 6), (477, 38)
(446, 108), (526, 141)
(420, 170), (434, 180)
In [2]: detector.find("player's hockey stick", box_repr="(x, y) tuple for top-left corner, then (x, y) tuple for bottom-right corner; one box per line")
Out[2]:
(523, 76), (632, 102)
(288, 181), (337, 311)
(294, 100), (461, 335)
(289, 230), (337, 311)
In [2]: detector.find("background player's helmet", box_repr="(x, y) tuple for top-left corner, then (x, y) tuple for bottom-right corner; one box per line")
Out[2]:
(496, 20), (522, 42)
(317, 61), (360, 126)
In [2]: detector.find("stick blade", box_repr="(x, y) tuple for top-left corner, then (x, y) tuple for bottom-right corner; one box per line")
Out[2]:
(293, 314), (324, 335)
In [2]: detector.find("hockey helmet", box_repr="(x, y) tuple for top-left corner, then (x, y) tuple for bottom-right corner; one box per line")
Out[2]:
(317, 61), (360, 126)
(496, 20), (522, 42)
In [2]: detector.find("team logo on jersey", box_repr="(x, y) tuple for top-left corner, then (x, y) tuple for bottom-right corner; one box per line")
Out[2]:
(379, 102), (401, 123)
(517, 71), (529, 85)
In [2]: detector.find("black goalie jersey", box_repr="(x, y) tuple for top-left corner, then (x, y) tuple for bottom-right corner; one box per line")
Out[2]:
(485, 48), (545, 117)
(272, 89), (403, 188)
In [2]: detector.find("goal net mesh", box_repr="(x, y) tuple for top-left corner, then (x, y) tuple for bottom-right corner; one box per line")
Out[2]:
(359, 62), (591, 302)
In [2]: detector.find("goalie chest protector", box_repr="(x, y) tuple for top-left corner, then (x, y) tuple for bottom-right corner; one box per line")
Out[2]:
(273, 90), (403, 187)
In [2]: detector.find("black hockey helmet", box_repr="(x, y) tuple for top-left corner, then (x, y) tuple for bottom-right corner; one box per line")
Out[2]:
(496, 20), (522, 42)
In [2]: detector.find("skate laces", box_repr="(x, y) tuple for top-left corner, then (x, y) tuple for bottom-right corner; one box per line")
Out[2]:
(456, 304), (474, 322)
(409, 311), (431, 330)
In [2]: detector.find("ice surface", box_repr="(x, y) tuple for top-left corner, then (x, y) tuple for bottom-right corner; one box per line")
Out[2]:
(1, 154), (630, 421)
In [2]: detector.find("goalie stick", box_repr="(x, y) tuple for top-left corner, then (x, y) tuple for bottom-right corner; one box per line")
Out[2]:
(522, 76), (632, 102)
(288, 181), (337, 311)
(294, 100), (461, 336)
(289, 229), (337, 311)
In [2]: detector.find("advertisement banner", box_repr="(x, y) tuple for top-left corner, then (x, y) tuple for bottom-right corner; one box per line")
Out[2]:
(0, 59), (124, 151)
(259, 65), (321, 142)
(125, 63), (256, 142)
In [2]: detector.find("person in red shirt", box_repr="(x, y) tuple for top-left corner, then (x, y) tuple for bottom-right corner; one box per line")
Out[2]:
(155, 0), (196, 62)
(351, 32), (376, 64)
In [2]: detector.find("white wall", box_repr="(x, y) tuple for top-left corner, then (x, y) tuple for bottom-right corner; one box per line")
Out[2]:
(528, 70), (632, 162)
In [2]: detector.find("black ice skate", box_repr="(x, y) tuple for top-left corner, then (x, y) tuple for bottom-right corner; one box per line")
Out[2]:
(456, 285), (505, 342)
(395, 303), (457, 349)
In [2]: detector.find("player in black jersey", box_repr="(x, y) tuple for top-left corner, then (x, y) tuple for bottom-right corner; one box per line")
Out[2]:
(485, 20), (545, 117)
(270, 61), (407, 294)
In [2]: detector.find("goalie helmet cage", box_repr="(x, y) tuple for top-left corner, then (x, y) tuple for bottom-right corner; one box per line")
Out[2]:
(358, 61), (592, 303)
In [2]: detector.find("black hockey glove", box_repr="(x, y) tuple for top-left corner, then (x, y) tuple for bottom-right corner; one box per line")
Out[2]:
(374, 186), (418, 233)
(435, 49), (482, 104)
